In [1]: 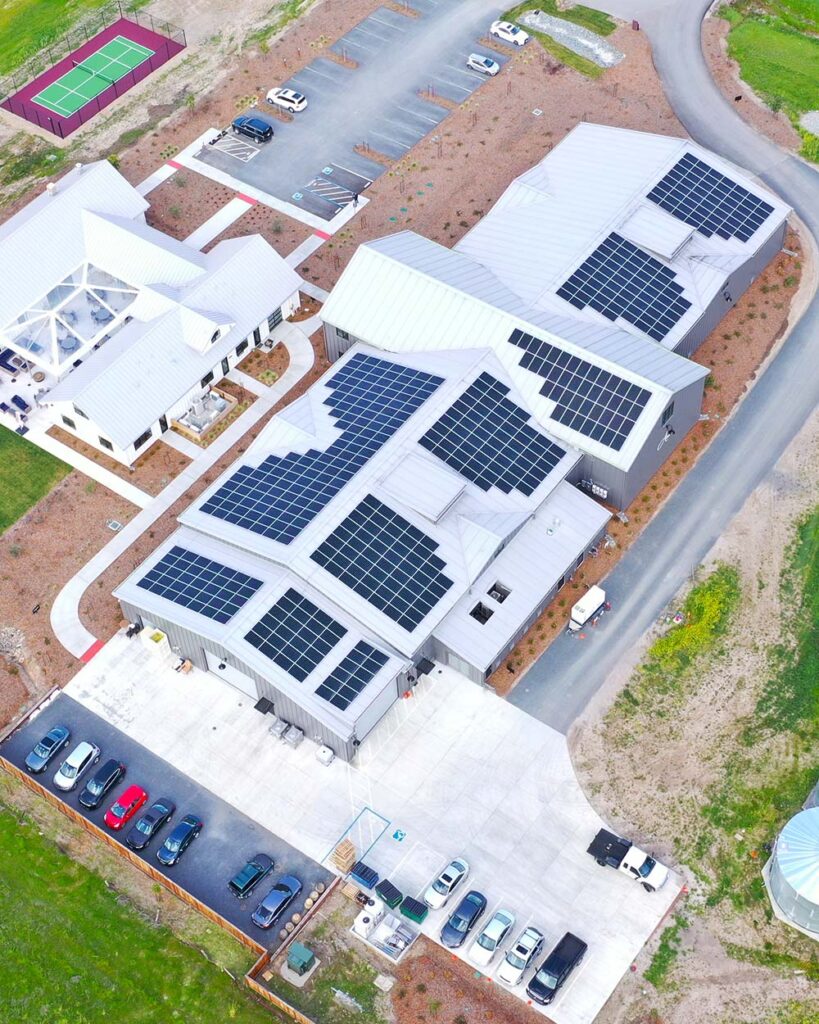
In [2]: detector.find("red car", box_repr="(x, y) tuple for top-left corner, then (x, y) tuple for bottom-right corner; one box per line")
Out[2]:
(104, 784), (148, 831)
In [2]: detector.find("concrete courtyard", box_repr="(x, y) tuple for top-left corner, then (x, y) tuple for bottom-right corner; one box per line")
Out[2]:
(64, 632), (679, 1024)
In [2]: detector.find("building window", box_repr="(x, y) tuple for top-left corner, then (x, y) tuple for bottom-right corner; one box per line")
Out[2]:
(576, 552), (585, 568)
(235, 339), (249, 358)
(210, 329), (221, 344)
(73, 404), (88, 419)
(252, 327), (262, 346)
(201, 370), (214, 388)
(267, 308), (282, 331)
(662, 401), (675, 425)
(61, 415), (76, 430)
(557, 575), (565, 591)
(336, 327), (349, 341)
(469, 602), (494, 624)
(159, 415), (168, 433)
(99, 437), (113, 451)
(488, 582), (510, 603)
(133, 427), (153, 450)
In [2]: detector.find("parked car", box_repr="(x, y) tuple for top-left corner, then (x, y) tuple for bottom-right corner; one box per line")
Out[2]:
(423, 857), (469, 909)
(104, 784), (148, 831)
(54, 740), (100, 792)
(125, 798), (175, 851)
(526, 932), (588, 1005)
(157, 814), (203, 866)
(469, 908), (515, 967)
(266, 87), (308, 112)
(466, 53), (500, 76)
(229, 854), (274, 899)
(232, 115), (274, 143)
(440, 890), (487, 948)
(497, 926), (545, 986)
(251, 875), (303, 929)
(490, 20), (529, 46)
(79, 758), (126, 810)
(24, 725), (70, 774)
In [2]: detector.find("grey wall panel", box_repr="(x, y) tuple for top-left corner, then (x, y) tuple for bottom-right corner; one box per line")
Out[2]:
(322, 321), (361, 362)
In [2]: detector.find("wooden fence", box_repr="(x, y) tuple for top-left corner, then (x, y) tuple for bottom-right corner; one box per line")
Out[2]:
(0, 755), (265, 955)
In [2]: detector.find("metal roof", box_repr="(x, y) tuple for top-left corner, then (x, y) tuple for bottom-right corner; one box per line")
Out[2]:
(774, 808), (819, 907)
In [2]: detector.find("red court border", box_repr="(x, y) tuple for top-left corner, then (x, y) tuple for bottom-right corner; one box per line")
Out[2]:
(1, 19), (185, 139)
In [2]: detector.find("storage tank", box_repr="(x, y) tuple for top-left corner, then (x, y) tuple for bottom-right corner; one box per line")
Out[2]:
(769, 807), (819, 935)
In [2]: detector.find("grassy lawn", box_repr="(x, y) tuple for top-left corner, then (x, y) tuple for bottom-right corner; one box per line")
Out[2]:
(264, 946), (386, 1024)
(0, 426), (70, 534)
(501, 2), (616, 77)
(718, 1), (819, 161)
(0, 799), (276, 1024)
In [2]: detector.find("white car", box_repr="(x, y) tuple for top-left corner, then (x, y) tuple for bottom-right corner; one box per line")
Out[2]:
(490, 20), (530, 46)
(497, 925), (545, 986)
(423, 857), (469, 909)
(469, 908), (515, 966)
(266, 87), (308, 113)
(467, 53), (500, 76)
(54, 740), (100, 792)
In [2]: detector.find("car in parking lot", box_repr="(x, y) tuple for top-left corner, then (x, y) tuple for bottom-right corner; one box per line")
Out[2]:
(490, 20), (529, 46)
(266, 87), (308, 113)
(79, 758), (126, 810)
(440, 890), (487, 948)
(466, 53), (500, 76)
(424, 857), (469, 909)
(24, 725), (70, 774)
(103, 784), (148, 831)
(251, 874), (302, 929)
(497, 925), (545, 986)
(231, 115), (274, 143)
(125, 798), (175, 851)
(469, 908), (515, 966)
(229, 853), (274, 899)
(526, 932), (588, 1005)
(157, 813), (203, 866)
(54, 740), (100, 792)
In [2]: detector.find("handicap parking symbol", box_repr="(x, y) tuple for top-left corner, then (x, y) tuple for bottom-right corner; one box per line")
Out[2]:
(392, 829), (407, 842)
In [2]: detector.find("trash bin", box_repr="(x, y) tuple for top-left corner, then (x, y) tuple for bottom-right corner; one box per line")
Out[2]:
(287, 942), (315, 976)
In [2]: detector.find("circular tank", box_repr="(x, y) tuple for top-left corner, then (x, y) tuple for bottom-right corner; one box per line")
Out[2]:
(770, 807), (819, 935)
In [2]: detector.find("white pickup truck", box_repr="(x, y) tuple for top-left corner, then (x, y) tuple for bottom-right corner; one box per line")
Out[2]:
(587, 828), (669, 892)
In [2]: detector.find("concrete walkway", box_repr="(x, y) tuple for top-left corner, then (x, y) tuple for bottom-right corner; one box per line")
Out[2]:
(285, 234), (326, 268)
(183, 195), (255, 250)
(135, 161), (177, 197)
(50, 328), (315, 659)
(160, 429), (203, 460)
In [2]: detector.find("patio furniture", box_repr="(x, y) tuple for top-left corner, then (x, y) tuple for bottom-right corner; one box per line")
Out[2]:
(0, 348), (20, 374)
(0, 401), (12, 414)
(11, 394), (31, 413)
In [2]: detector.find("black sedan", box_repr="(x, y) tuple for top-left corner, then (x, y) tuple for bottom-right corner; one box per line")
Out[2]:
(156, 813), (202, 866)
(24, 725), (70, 774)
(440, 890), (487, 948)
(125, 798), (175, 851)
(251, 875), (302, 929)
(79, 758), (127, 810)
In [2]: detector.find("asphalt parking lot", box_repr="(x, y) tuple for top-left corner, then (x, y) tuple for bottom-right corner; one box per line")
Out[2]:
(1, 693), (332, 948)
(195, 0), (512, 221)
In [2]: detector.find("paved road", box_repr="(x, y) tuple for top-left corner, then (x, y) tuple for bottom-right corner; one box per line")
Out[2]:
(510, 0), (819, 731)
(2, 694), (331, 946)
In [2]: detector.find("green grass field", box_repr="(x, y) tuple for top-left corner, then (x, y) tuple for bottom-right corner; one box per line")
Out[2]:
(0, 426), (70, 534)
(0, 801), (275, 1024)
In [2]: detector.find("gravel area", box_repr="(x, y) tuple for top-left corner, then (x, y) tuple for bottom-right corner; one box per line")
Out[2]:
(520, 10), (625, 68)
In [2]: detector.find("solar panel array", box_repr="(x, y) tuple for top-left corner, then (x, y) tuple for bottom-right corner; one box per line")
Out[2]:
(136, 545), (263, 624)
(510, 330), (651, 451)
(200, 354), (443, 543)
(311, 494), (454, 631)
(647, 152), (774, 243)
(244, 588), (347, 682)
(556, 232), (691, 342)
(315, 641), (389, 711)
(419, 372), (565, 495)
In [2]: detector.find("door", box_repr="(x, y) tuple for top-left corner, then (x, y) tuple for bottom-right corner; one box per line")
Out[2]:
(221, 356), (230, 376)
(205, 651), (258, 699)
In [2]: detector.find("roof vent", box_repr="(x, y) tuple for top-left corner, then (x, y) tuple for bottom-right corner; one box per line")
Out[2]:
(45, 182), (56, 196)
(75, 162), (83, 174)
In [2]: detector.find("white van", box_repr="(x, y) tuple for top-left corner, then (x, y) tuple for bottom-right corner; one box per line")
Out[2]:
(54, 740), (100, 791)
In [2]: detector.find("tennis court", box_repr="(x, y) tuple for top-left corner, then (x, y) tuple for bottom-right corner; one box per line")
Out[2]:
(33, 36), (155, 117)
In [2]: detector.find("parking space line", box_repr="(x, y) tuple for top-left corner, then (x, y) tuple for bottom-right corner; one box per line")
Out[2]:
(395, 105), (441, 125)
(300, 64), (342, 82)
(369, 15), (405, 31)
(337, 37), (375, 52)
(446, 64), (483, 79)
(351, 25), (392, 44)
(370, 129), (411, 150)
(431, 77), (472, 94)
(327, 161), (373, 187)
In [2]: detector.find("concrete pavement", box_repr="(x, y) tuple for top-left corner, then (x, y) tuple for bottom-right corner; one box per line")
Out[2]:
(510, 0), (819, 731)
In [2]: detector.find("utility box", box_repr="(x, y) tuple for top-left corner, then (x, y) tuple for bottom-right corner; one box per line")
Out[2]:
(284, 725), (304, 748)
(287, 942), (316, 976)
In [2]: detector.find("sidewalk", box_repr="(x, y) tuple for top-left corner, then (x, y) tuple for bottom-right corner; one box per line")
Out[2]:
(184, 196), (254, 250)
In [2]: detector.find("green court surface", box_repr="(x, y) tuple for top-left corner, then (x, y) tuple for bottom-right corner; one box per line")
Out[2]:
(33, 35), (155, 117)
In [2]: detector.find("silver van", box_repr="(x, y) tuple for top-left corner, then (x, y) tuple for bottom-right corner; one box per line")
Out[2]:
(54, 740), (100, 792)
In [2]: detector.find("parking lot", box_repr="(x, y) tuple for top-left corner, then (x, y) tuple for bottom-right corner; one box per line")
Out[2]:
(193, 0), (512, 222)
(60, 633), (680, 1024)
(1, 693), (332, 949)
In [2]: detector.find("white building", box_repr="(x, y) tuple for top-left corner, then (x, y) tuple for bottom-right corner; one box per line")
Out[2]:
(0, 160), (301, 465)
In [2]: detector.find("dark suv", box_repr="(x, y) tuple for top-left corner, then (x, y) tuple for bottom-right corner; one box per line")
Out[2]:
(229, 854), (274, 899)
(232, 115), (274, 143)
(526, 932), (587, 1005)
(78, 758), (126, 810)
(440, 890), (487, 948)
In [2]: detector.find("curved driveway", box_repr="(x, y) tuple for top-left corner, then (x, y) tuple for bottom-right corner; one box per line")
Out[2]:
(510, 0), (819, 730)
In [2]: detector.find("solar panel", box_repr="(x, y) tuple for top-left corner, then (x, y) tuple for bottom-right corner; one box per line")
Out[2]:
(556, 232), (691, 342)
(136, 545), (263, 624)
(509, 330), (651, 452)
(311, 494), (454, 631)
(201, 354), (443, 543)
(647, 152), (774, 243)
(244, 588), (347, 682)
(419, 372), (565, 495)
(315, 641), (389, 711)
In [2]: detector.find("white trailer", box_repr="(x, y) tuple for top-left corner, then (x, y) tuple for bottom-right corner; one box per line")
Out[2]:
(568, 585), (607, 631)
